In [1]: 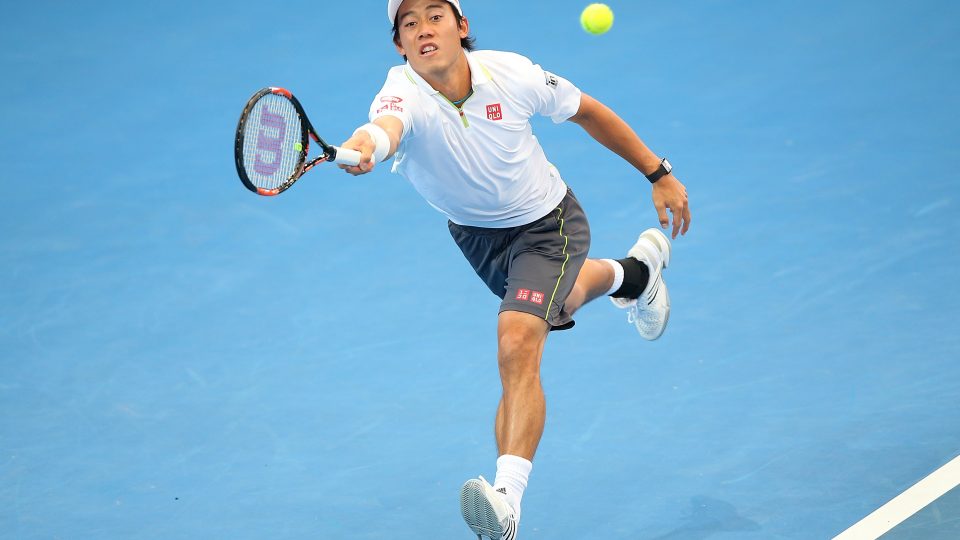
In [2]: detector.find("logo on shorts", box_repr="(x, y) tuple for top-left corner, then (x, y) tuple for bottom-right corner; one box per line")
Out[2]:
(516, 289), (545, 305)
(486, 103), (503, 121)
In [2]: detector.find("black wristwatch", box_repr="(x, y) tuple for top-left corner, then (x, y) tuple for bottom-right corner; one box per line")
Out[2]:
(645, 158), (672, 184)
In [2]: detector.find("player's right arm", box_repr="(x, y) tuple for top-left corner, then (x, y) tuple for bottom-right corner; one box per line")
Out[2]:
(339, 67), (416, 176)
(337, 115), (404, 176)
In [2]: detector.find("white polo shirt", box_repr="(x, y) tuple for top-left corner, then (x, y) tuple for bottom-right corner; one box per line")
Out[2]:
(368, 49), (582, 227)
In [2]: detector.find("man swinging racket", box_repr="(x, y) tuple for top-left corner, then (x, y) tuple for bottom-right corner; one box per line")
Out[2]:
(337, 1), (691, 538)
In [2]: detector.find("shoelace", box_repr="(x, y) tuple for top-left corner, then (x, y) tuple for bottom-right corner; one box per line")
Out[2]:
(627, 296), (663, 326)
(627, 304), (660, 324)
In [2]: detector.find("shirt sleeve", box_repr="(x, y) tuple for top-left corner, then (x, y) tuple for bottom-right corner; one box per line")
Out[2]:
(368, 66), (418, 140)
(513, 55), (583, 124)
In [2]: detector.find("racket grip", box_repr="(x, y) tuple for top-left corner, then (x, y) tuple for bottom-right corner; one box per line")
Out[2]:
(331, 147), (362, 166)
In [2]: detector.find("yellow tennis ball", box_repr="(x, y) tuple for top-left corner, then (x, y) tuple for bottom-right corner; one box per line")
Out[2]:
(581, 3), (614, 35)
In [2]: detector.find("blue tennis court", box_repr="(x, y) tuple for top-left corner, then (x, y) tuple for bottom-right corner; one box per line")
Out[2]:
(2, 1), (958, 538)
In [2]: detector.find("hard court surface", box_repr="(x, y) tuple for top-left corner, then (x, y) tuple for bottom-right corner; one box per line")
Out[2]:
(2, 1), (958, 538)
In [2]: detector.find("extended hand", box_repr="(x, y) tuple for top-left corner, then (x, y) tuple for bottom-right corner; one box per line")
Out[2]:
(652, 175), (691, 238)
(337, 132), (377, 176)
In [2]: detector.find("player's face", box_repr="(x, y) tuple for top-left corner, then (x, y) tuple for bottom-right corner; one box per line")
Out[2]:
(394, 0), (469, 75)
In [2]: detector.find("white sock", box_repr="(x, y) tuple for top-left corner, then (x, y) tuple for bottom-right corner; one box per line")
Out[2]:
(601, 259), (624, 296)
(493, 454), (532, 518)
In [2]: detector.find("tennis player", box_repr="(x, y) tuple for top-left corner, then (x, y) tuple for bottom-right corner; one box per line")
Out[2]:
(338, 1), (691, 537)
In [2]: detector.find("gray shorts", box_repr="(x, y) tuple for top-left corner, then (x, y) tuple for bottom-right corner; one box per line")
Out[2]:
(448, 189), (591, 331)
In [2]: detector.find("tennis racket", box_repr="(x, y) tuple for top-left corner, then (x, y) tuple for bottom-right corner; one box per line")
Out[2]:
(234, 87), (362, 196)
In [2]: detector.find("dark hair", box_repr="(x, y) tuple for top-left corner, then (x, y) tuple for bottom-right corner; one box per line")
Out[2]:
(392, 1), (476, 61)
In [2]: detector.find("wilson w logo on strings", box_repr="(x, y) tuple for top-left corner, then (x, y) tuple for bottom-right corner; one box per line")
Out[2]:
(254, 107), (286, 176)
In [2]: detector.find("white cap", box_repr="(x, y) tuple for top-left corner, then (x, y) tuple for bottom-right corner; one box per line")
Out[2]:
(388, 0), (463, 25)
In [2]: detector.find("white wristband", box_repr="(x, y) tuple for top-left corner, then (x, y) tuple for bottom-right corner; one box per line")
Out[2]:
(354, 122), (391, 163)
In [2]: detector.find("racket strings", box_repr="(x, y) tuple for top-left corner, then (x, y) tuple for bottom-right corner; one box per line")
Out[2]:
(241, 94), (303, 190)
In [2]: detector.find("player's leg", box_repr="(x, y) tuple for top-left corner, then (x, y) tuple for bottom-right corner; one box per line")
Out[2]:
(563, 258), (616, 315)
(568, 229), (673, 339)
(455, 189), (589, 539)
(493, 310), (550, 460)
(461, 310), (546, 540)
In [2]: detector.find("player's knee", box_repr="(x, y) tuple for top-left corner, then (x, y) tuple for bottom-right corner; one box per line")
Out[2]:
(497, 326), (542, 383)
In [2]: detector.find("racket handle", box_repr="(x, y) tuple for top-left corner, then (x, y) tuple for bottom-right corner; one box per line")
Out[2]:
(331, 147), (362, 166)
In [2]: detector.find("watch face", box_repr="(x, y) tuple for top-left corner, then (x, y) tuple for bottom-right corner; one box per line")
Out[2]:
(662, 159), (672, 173)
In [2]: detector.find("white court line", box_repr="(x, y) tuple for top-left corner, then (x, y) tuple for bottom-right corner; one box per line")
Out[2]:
(833, 454), (960, 540)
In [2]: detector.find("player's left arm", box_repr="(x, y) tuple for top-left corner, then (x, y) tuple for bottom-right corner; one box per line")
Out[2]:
(568, 92), (691, 238)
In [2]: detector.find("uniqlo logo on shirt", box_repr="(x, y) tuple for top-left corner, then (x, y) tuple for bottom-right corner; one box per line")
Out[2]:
(486, 103), (503, 121)
(530, 291), (545, 305)
(516, 288), (530, 301)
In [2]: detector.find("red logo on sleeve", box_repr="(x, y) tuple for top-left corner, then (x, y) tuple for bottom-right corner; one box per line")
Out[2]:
(486, 103), (503, 121)
(376, 96), (404, 114)
(530, 291), (544, 305)
(516, 289), (530, 301)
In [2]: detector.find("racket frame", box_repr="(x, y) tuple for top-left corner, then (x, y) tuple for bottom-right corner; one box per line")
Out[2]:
(234, 87), (343, 196)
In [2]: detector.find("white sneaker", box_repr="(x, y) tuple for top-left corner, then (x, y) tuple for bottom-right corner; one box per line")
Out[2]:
(610, 228), (672, 340)
(460, 476), (518, 540)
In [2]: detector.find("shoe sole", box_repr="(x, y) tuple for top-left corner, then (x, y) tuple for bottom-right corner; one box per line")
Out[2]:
(460, 479), (506, 539)
(645, 279), (670, 340)
(639, 228), (671, 340)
